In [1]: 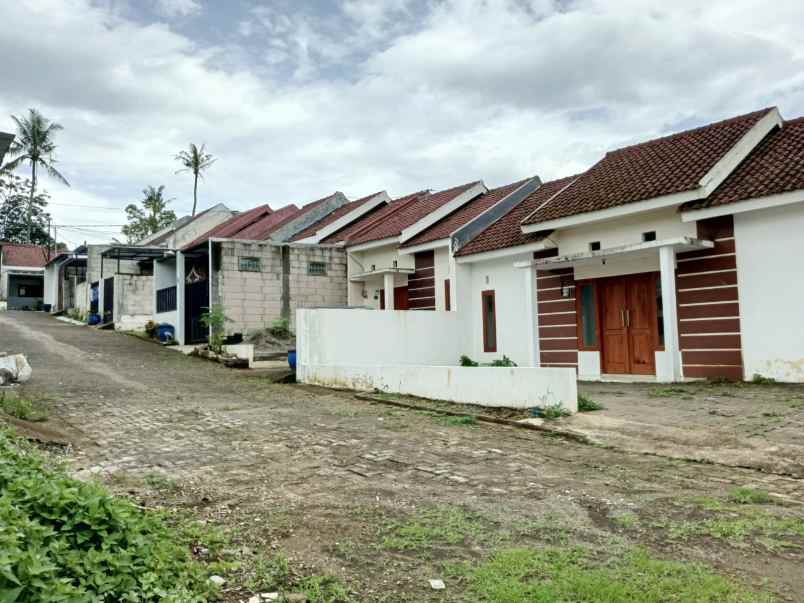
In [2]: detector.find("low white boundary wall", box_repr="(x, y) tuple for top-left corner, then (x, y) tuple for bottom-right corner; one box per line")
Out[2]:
(297, 308), (578, 412)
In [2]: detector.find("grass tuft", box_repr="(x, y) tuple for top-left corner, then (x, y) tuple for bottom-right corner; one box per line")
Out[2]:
(728, 487), (773, 505)
(577, 395), (605, 412)
(382, 506), (486, 551)
(0, 395), (48, 422)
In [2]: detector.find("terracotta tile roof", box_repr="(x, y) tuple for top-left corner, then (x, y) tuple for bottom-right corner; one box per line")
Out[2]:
(320, 191), (426, 244)
(682, 117), (804, 211)
(400, 179), (529, 248)
(181, 205), (272, 251)
(290, 191), (385, 242)
(455, 176), (578, 257)
(0, 242), (51, 267)
(236, 204), (300, 240)
(343, 181), (482, 246)
(522, 108), (774, 226)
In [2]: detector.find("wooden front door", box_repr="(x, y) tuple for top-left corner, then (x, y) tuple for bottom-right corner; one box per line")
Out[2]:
(379, 286), (409, 310)
(601, 273), (658, 375)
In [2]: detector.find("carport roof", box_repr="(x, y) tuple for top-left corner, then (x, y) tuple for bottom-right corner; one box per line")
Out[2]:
(100, 246), (169, 261)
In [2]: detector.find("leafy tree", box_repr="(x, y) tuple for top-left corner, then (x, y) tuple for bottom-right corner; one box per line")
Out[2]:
(121, 185), (177, 243)
(175, 143), (216, 216)
(0, 172), (52, 244)
(1, 108), (69, 242)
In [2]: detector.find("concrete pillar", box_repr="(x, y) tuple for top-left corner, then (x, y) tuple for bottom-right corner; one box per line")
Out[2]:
(522, 264), (541, 367)
(176, 251), (186, 345)
(383, 272), (395, 310)
(659, 245), (682, 381)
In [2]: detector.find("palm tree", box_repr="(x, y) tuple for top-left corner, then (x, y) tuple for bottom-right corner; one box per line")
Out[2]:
(174, 143), (216, 216)
(2, 108), (69, 243)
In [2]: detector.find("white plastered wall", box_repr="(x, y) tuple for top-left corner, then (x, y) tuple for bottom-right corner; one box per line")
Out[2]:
(735, 202), (804, 382)
(153, 257), (178, 329)
(347, 242), (412, 308)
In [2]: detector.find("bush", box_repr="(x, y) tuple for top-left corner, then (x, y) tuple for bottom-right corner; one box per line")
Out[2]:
(268, 318), (293, 339)
(490, 355), (517, 367)
(200, 305), (230, 353)
(540, 403), (571, 420)
(459, 355), (479, 367)
(578, 395), (605, 412)
(0, 429), (221, 602)
(751, 374), (777, 385)
(0, 395), (47, 422)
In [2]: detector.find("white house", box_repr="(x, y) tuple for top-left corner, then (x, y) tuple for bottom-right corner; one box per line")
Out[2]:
(0, 243), (50, 310)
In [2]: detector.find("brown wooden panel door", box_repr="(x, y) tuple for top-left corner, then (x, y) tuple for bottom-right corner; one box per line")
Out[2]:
(601, 279), (628, 374)
(626, 274), (657, 375)
(394, 286), (409, 310)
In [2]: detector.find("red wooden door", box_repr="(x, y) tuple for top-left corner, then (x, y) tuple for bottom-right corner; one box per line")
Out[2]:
(394, 286), (409, 310)
(601, 279), (629, 374)
(626, 274), (657, 374)
(601, 273), (658, 375)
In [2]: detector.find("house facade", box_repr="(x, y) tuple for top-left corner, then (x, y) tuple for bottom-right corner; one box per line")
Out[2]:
(0, 243), (50, 310)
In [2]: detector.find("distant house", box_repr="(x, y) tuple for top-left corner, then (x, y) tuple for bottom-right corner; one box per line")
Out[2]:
(166, 191), (380, 344)
(0, 242), (51, 310)
(43, 245), (88, 313)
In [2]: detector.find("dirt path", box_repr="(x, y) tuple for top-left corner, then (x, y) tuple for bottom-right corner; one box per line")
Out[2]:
(2, 311), (803, 602)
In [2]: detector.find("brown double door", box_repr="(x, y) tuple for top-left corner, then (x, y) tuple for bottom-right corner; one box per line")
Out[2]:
(600, 273), (658, 375)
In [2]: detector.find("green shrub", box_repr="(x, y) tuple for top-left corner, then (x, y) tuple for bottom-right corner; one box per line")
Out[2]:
(577, 395), (604, 412)
(0, 429), (221, 602)
(268, 318), (293, 339)
(540, 403), (571, 420)
(200, 305), (230, 353)
(0, 396), (48, 422)
(460, 355), (479, 367)
(490, 355), (517, 367)
(751, 374), (777, 385)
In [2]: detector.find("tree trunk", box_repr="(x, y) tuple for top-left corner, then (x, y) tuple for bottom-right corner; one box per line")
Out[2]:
(192, 172), (198, 216)
(27, 162), (37, 243)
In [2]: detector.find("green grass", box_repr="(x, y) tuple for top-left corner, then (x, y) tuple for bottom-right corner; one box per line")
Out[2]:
(577, 395), (605, 412)
(434, 414), (478, 427)
(611, 512), (639, 529)
(245, 552), (290, 591)
(294, 574), (354, 603)
(382, 506), (487, 551)
(664, 510), (804, 544)
(0, 396), (48, 422)
(540, 403), (571, 420)
(728, 487), (773, 505)
(143, 472), (180, 492)
(449, 547), (773, 602)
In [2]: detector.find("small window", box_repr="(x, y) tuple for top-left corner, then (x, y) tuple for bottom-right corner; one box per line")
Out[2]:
(656, 277), (665, 348)
(308, 261), (327, 276)
(238, 256), (261, 272)
(589, 241), (601, 251)
(577, 282), (599, 349)
(444, 279), (451, 311)
(642, 231), (657, 242)
(482, 290), (497, 352)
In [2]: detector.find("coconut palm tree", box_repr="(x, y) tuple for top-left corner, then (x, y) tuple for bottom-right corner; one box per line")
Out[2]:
(174, 143), (216, 216)
(2, 109), (69, 243)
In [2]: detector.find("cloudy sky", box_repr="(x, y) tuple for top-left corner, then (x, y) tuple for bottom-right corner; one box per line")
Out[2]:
(1, 0), (803, 247)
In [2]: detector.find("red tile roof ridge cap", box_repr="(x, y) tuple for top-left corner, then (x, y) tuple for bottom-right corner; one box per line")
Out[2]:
(519, 174), (585, 226)
(605, 107), (775, 156)
(344, 190), (430, 243)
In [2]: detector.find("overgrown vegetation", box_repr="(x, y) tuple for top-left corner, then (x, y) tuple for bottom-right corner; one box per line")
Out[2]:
(577, 394), (605, 412)
(752, 374), (777, 385)
(729, 487), (773, 505)
(382, 506), (487, 551)
(448, 547), (772, 602)
(0, 428), (225, 602)
(200, 304), (230, 353)
(459, 355), (479, 367)
(0, 395), (48, 422)
(459, 354), (517, 367)
(540, 403), (571, 420)
(434, 414), (478, 427)
(267, 318), (293, 339)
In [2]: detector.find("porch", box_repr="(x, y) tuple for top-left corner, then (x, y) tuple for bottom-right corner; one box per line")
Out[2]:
(517, 236), (715, 383)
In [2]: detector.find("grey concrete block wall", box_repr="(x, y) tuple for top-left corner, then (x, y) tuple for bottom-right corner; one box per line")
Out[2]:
(214, 241), (347, 336)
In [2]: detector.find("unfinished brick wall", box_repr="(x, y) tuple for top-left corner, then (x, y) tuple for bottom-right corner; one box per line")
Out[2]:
(214, 241), (347, 336)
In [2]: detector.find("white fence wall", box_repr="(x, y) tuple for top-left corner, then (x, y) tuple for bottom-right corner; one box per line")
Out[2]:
(297, 308), (577, 411)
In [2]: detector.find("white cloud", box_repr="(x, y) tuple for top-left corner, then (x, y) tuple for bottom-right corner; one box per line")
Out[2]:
(153, 0), (201, 18)
(1, 0), (803, 246)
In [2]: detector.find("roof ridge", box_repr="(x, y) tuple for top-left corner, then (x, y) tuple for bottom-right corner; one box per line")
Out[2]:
(519, 174), (584, 226)
(344, 190), (429, 242)
(607, 107), (775, 155)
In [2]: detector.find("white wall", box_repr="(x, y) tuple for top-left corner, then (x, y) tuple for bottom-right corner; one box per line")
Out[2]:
(433, 246), (450, 311)
(297, 308), (577, 410)
(467, 253), (534, 365)
(43, 261), (61, 308)
(557, 208), (696, 256)
(735, 203), (804, 382)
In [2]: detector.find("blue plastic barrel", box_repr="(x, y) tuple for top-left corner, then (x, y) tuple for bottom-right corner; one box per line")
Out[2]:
(157, 323), (175, 342)
(288, 349), (297, 371)
(88, 313), (101, 326)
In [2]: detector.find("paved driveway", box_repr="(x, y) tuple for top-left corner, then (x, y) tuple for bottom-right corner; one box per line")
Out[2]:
(2, 310), (803, 602)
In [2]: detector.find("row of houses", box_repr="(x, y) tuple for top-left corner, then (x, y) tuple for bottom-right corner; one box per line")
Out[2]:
(13, 106), (804, 384)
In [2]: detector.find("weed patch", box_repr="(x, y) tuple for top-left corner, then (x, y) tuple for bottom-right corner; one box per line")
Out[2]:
(382, 506), (487, 551)
(578, 395), (605, 412)
(729, 487), (773, 505)
(0, 395), (48, 422)
(449, 547), (772, 602)
(540, 403), (571, 420)
(434, 414), (478, 427)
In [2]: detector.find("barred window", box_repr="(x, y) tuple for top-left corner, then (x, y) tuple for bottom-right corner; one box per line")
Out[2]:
(238, 256), (261, 272)
(308, 261), (327, 276)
